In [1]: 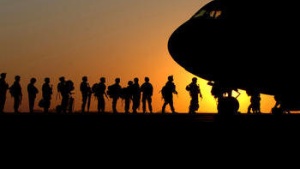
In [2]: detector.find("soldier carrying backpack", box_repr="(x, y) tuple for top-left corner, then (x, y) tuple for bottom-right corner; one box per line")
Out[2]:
(161, 75), (177, 114)
(92, 77), (108, 113)
(107, 78), (122, 113)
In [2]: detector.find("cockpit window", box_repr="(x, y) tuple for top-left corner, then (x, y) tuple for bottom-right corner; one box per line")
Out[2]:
(192, 0), (223, 19)
(194, 10), (207, 18)
(209, 10), (222, 18)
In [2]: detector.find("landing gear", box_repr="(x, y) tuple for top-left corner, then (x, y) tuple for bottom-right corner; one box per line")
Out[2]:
(271, 107), (290, 115)
(208, 80), (240, 115)
(272, 94), (293, 115)
(217, 96), (239, 115)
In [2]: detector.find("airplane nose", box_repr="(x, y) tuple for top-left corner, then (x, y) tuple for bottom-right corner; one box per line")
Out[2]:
(168, 19), (231, 81)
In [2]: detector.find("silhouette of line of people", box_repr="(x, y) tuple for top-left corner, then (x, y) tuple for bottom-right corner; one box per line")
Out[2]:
(0, 72), (269, 115)
(0, 73), (203, 114)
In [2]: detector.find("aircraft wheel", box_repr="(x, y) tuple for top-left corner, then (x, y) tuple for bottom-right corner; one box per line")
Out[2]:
(271, 107), (284, 115)
(217, 97), (239, 115)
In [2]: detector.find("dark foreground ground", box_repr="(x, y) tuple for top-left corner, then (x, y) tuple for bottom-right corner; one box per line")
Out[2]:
(2, 112), (300, 162)
(2, 112), (300, 147)
(1, 112), (300, 130)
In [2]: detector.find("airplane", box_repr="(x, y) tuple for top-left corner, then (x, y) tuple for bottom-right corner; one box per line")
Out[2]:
(167, 0), (300, 115)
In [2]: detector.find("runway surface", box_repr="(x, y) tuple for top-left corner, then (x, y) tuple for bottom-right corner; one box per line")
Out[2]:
(2, 112), (300, 155)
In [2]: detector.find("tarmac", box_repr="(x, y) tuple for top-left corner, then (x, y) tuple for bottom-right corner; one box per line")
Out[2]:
(1, 112), (299, 158)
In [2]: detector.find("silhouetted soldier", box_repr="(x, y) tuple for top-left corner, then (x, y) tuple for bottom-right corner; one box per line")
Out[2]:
(132, 77), (141, 113)
(140, 76), (153, 113)
(0, 73), (9, 113)
(27, 77), (39, 113)
(92, 77), (108, 113)
(42, 77), (53, 113)
(107, 78), (122, 113)
(247, 88), (261, 114)
(65, 80), (75, 113)
(56, 76), (74, 113)
(57, 76), (66, 113)
(161, 75), (178, 114)
(272, 91), (290, 114)
(208, 80), (223, 100)
(186, 77), (202, 114)
(80, 76), (91, 113)
(123, 80), (134, 114)
(9, 75), (22, 113)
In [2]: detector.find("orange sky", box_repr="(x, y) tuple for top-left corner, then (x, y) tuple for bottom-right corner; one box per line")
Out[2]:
(0, 0), (276, 113)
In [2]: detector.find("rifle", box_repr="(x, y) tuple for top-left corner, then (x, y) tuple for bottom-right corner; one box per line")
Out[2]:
(104, 92), (109, 100)
(87, 91), (92, 112)
(19, 95), (22, 105)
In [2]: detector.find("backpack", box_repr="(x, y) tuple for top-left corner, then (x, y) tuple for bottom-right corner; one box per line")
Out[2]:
(161, 85), (168, 98)
(107, 85), (114, 98)
(92, 83), (99, 96)
(119, 87), (127, 99)
(9, 84), (17, 96)
(9, 87), (15, 96)
(66, 80), (74, 92)
(38, 99), (45, 108)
